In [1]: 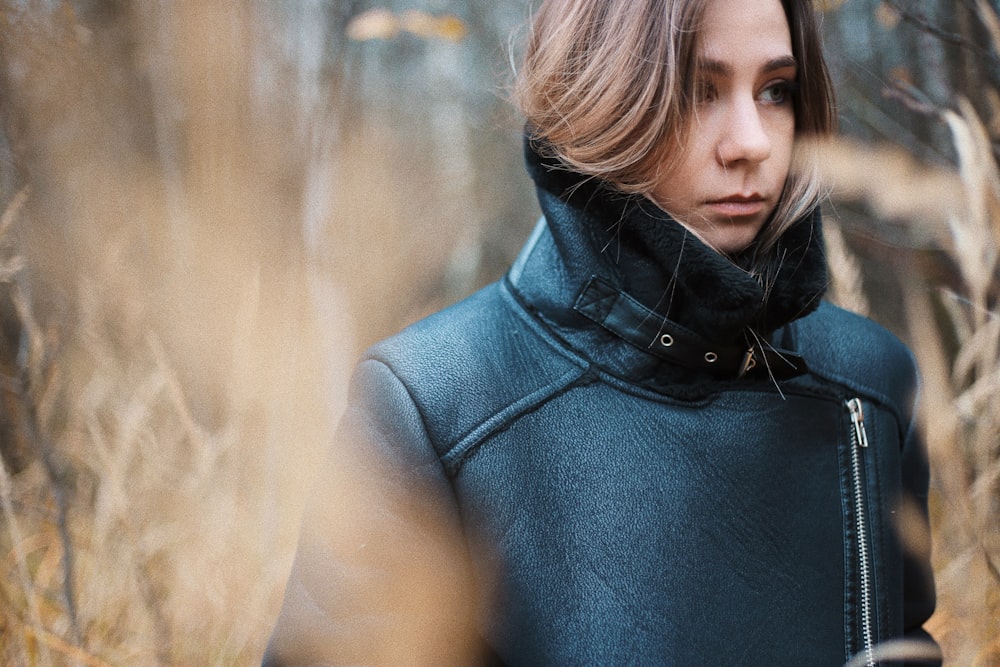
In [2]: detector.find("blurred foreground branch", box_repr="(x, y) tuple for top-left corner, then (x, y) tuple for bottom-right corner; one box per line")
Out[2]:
(820, 95), (1000, 663)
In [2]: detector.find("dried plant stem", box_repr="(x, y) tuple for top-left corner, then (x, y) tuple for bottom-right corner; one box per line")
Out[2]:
(883, 0), (1000, 67)
(822, 219), (870, 317)
(21, 621), (113, 667)
(11, 287), (82, 644)
(1, 187), (54, 664)
(0, 453), (49, 666)
(0, 187), (29, 238)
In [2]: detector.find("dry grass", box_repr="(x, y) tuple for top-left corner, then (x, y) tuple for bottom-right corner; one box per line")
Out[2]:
(0, 1), (998, 666)
(820, 98), (1000, 665)
(0, 2), (488, 664)
(0, 3), (347, 664)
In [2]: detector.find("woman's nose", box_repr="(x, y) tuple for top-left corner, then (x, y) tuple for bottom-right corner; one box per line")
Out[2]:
(717, 98), (772, 166)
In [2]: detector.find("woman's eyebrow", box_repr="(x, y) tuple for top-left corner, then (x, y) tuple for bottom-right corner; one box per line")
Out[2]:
(763, 55), (799, 73)
(696, 55), (799, 76)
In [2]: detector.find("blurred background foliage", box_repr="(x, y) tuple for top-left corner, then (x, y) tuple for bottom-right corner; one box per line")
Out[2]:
(0, 0), (997, 664)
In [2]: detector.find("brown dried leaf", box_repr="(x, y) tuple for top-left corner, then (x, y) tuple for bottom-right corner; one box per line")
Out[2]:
(346, 8), (400, 42)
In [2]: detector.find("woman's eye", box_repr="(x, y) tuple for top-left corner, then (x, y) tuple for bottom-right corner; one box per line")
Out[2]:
(696, 81), (718, 104)
(760, 80), (798, 105)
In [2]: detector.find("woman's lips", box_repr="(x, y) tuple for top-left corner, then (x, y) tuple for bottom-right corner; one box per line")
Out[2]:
(705, 195), (767, 218)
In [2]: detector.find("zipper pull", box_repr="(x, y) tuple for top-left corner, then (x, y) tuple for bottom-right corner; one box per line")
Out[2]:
(848, 398), (869, 448)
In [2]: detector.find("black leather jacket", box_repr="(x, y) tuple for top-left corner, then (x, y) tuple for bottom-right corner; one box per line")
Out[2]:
(266, 144), (937, 666)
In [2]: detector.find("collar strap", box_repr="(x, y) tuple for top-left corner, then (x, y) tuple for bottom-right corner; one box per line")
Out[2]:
(574, 277), (807, 380)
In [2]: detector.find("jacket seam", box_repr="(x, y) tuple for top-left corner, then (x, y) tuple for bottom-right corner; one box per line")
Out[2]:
(804, 365), (912, 446)
(506, 274), (892, 413)
(500, 276), (599, 370)
(806, 366), (899, 416)
(367, 286), (594, 477)
(439, 365), (591, 476)
(789, 310), (917, 442)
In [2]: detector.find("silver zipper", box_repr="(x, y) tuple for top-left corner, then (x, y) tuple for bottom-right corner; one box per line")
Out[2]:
(847, 398), (875, 667)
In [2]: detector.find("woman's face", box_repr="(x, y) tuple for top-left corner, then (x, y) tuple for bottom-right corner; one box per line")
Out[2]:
(650, 0), (797, 254)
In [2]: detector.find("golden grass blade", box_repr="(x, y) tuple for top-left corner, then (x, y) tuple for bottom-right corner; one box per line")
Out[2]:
(822, 218), (870, 316)
(0, 448), (51, 666)
(976, 0), (1000, 64)
(813, 137), (963, 236)
(943, 103), (1000, 305)
(0, 188), (29, 240)
(950, 306), (1000, 386)
(21, 622), (113, 667)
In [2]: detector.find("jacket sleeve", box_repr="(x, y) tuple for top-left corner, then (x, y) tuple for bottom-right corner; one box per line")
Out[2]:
(262, 358), (479, 666)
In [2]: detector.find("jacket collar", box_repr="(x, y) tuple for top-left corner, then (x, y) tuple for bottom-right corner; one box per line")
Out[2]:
(509, 136), (828, 385)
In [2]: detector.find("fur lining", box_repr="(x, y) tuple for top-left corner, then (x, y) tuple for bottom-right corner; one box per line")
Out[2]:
(525, 135), (828, 344)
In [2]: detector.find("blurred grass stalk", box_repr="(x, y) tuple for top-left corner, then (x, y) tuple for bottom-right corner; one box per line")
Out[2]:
(820, 98), (1000, 664)
(2, 0), (999, 665)
(0, 2), (357, 664)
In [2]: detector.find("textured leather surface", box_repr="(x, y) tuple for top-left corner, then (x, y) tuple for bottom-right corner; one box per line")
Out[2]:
(360, 266), (932, 665)
(265, 207), (936, 665)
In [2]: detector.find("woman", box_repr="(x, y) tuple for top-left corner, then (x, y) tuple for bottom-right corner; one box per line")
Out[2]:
(265, 0), (938, 664)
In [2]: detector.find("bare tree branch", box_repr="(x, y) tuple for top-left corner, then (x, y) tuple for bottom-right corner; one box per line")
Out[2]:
(885, 0), (1000, 69)
(883, 78), (947, 120)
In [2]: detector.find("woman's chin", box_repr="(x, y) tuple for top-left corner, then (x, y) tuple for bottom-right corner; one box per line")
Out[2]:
(686, 222), (763, 256)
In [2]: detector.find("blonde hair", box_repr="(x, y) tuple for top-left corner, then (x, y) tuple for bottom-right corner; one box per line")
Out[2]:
(514, 0), (836, 250)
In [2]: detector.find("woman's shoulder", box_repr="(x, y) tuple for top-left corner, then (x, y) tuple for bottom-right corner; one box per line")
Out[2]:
(367, 281), (582, 376)
(357, 281), (590, 458)
(793, 300), (919, 413)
